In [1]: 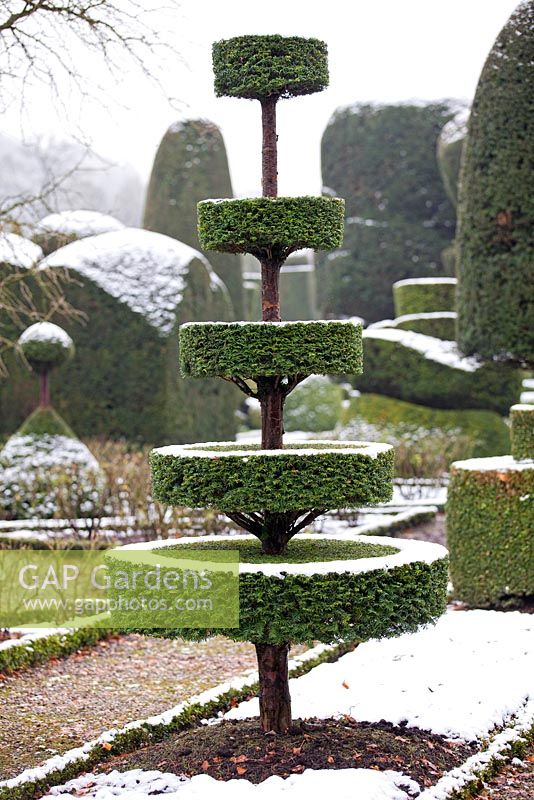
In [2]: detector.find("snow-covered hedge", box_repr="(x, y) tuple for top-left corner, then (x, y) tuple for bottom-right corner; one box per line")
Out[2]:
(0, 431), (102, 520)
(375, 311), (456, 341)
(109, 533), (448, 644)
(150, 440), (394, 512)
(33, 210), (124, 255)
(447, 456), (534, 607)
(179, 320), (362, 378)
(0, 229), (237, 443)
(354, 329), (521, 414)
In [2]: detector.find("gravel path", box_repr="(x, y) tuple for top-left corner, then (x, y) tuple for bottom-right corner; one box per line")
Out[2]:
(396, 511), (446, 545)
(0, 634), (264, 780)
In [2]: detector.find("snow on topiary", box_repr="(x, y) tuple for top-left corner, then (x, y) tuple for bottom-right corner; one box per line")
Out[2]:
(0, 232), (43, 268)
(0, 323), (101, 520)
(109, 35), (449, 736)
(0, 228), (237, 443)
(33, 209), (124, 256)
(0, 431), (101, 519)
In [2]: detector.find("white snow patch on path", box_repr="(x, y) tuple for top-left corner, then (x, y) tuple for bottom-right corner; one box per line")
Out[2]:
(226, 610), (534, 742)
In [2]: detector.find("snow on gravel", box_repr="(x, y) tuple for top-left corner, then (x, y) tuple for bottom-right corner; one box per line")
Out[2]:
(226, 610), (534, 742)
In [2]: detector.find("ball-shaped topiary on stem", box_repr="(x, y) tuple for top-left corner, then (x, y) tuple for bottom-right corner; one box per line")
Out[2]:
(18, 322), (74, 407)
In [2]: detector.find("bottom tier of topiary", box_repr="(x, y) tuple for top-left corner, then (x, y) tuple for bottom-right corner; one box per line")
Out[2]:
(447, 404), (534, 607)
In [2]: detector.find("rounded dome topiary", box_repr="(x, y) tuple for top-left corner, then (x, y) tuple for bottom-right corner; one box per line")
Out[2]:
(212, 36), (328, 100)
(18, 322), (75, 374)
(456, 2), (534, 364)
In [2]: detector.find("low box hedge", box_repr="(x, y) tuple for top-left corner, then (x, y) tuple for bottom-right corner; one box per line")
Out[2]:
(212, 36), (329, 100)
(197, 197), (344, 257)
(150, 441), (394, 512)
(510, 404), (534, 461)
(108, 534), (449, 645)
(179, 320), (362, 378)
(447, 458), (534, 607)
(393, 278), (457, 317)
(355, 330), (521, 415)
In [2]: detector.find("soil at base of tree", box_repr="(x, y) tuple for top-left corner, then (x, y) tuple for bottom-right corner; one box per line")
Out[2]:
(472, 741), (534, 799)
(97, 717), (476, 788)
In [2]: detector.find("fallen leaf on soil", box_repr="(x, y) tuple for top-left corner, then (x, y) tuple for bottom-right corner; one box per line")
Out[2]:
(101, 743), (112, 751)
(236, 766), (247, 775)
(201, 760), (210, 771)
(342, 681), (350, 689)
(232, 754), (248, 763)
(291, 765), (305, 773)
(292, 747), (302, 755)
(327, 755), (335, 763)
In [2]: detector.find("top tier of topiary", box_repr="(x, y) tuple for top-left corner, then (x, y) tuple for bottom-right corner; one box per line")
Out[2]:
(456, 1), (534, 365)
(510, 404), (534, 462)
(212, 35), (328, 100)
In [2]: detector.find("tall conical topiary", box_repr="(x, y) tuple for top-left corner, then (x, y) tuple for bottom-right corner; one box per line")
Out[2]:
(143, 119), (244, 318)
(318, 102), (457, 322)
(111, 36), (449, 735)
(456, 1), (534, 365)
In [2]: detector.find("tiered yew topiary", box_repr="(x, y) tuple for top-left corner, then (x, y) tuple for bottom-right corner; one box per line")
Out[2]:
(131, 36), (449, 735)
(456, 1), (534, 365)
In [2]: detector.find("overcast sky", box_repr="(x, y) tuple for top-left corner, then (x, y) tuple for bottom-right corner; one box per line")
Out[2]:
(3, 0), (520, 198)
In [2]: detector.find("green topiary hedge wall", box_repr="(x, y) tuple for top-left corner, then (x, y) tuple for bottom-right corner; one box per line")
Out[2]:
(0, 230), (238, 444)
(447, 459), (534, 607)
(456, 2), (534, 365)
(317, 102), (457, 322)
(510, 404), (534, 461)
(143, 119), (244, 317)
(354, 329), (521, 415)
(393, 278), (456, 317)
(341, 393), (510, 459)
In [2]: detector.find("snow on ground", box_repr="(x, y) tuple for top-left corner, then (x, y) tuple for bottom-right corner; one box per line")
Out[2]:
(226, 610), (534, 743)
(36, 609), (534, 800)
(44, 766), (420, 800)
(519, 391), (534, 404)
(363, 329), (481, 372)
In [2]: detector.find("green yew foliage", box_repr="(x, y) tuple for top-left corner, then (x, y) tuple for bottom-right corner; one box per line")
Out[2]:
(143, 119), (244, 317)
(456, 2), (534, 364)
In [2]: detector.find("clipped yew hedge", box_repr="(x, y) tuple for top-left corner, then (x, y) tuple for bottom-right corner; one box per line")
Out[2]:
(109, 536), (448, 645)
(510, 404), (534, 462)
(354, 332), (521, 415)
(393, 278), (456, 317)
(447, 459), (534, 607)
(198, 197), (344, 256)
(150, 441), (394, 512)
(456, 2), (534, 364)
(179, 320), (362, 378)
(143, 119), (244, 317)
(212, 35), (328, 100)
